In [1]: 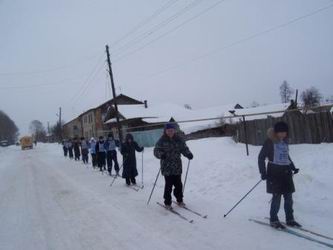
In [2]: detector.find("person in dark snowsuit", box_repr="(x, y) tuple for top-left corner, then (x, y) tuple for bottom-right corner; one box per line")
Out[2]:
(63, 140), (68, 157)
(154, 123), (193, 208)
(80, 137), (89, 164)
(258, 121), (301, 229)
(121, 134), (144, 186)
(90, 137), (97, 168)
(68, 139), (74, 159)
(73, 138), (81, 161)
(96, 136), (107, 172)
(105, 133), (120, 176)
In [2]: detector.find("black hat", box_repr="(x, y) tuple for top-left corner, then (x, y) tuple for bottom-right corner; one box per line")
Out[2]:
(274, 121), (289, 133)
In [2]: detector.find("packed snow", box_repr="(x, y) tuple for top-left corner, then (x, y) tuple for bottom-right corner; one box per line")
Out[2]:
(0, 138), (332, 250)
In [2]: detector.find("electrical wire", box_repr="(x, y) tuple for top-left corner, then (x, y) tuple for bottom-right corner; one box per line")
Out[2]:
(109, 0), (179, 50)
(110, 0), (204, 58)
(132, 2), (333, 79)
(113, 0), (226, 62)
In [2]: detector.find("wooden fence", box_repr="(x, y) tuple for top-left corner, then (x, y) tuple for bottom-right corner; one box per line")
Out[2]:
(236, 111), (333, 145)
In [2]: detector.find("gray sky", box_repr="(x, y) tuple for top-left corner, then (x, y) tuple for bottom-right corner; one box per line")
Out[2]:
(0, 0), (332, 135)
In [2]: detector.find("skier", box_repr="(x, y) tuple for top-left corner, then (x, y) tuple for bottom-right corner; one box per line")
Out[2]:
(68, 139), (74, 159)
(95, 136), (107, 172)
(105, 133), (120, 176)
(73, 138), (81, 161)
(154, 123), (193, 209)
(90, 137), (97, 168)
(62, 139), (68, 157)
(258, 121), (301, 229)
(121, 134), (144, 186)
(80, 137), (89, 164)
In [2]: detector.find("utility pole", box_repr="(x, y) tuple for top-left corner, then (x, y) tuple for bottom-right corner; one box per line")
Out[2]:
(59, 107), (62, 142)
(105, 45), (123, 143)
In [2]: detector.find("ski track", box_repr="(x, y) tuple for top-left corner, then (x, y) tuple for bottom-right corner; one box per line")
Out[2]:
(0, 140), (332, 250)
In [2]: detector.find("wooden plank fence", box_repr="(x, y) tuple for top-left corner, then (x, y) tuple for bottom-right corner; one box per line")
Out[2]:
(236, 111), (333, 145)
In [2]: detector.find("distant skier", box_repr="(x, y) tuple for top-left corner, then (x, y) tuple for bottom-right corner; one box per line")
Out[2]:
(121, 134), (144, 186)
(154, 123), (193, 209)
(63, 139), (68, 157)
(258, 121), (301, 229)
(105, 133), (120, 176)
(96, 136), (107, 172)
(73, 138), (81, 161)
(90, 137), (97, 168)
(68, 139), (74, 159)
(80, 137), (89, 164)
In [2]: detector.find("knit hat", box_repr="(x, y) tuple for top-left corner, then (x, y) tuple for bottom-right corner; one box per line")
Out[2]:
(165, 123), (176, 130)
(274, 121), (289, 133)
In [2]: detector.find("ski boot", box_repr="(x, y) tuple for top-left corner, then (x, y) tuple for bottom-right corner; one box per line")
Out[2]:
(270, 221), (286, 230)
(176, 201), (186, 208)
(286, 220), (302, 228)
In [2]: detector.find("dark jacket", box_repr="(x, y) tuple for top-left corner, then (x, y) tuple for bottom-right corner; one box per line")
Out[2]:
(154, 133), (192, 176)
(73, 141), (81, 156)
(258, 128), (297, 194)
(121, 134), (143, 179)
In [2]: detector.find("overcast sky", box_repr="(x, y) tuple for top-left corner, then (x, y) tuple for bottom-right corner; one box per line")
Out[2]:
(0, 0), (332, 135)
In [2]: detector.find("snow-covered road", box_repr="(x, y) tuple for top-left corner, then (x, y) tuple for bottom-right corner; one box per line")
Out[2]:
(0, 139), (332, 250)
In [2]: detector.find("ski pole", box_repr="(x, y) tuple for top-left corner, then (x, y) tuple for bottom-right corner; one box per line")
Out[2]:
(183, 160), (191, 193)
(147, 168), (161, 205)
(110, 164), (123, 187)
(141, 151), (144, 189)
(224, 179), (262, 218)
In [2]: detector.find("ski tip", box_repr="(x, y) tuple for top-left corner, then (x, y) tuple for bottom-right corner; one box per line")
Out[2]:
(223, 215), (227, 218)
(203, 215), (208, 219)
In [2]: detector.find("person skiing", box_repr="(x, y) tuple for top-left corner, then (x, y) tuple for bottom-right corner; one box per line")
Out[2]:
(96, 136), (107, 172)
(90, 137), (97, 168)
(154, 123), (193, 209)
(80, 137), (89, 164)
(105, 133), (120, 176)
(73, 138), (81, 161)
(63, 139), (68, 157)
(121, 134), (144, 186)
(68, 139), (74, 159)
(258, 121), (301, 229)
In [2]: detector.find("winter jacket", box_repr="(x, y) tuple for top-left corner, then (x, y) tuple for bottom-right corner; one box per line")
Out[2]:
(154, 133), (192, 176)
(258, 128), (297, 194)
(121, 134), (143, 179)
(90, 141), (96, 154)
(105, 138), (119, 152)
(73, 142), (81, 156)
(95, 141), (107, 153)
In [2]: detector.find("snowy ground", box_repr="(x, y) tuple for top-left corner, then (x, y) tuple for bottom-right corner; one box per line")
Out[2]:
(0, 138), (332, 250)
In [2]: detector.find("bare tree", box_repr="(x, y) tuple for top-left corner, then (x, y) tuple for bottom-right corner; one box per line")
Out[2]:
(29, 120), (47, 142)
(280, 81), (294, 103)
(301, 87), (322, 108)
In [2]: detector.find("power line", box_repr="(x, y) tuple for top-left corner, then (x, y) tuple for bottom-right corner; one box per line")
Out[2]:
(109, 0), (179, 50)
(134, 2), (333, 79)
(68, 53), (106, 106)
(0, 51), (102, 77)
(113, 0), (227, 63)
(110, 0), (204, 58)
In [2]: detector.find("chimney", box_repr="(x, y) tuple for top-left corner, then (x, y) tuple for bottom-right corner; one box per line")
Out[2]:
(144, 100), (148, 108)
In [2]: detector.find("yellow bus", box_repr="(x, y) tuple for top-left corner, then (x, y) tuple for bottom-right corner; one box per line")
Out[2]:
(20, 136), (33, 150)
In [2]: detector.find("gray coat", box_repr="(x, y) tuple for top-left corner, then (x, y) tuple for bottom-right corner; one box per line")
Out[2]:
(154, 134), (192, 176)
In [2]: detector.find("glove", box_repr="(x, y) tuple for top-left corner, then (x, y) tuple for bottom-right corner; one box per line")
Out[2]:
(160, 154), (167, 160)
(261, 173), (267, 181)
(293, 168), (299, 174)
(187, 153), (194, 160)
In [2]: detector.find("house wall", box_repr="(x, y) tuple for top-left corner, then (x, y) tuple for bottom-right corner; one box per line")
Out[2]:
(63, 118), (83, 139)
(82, 110), (96, 139)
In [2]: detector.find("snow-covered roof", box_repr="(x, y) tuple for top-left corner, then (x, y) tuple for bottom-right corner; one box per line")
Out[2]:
(105, 102), (289, 134)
